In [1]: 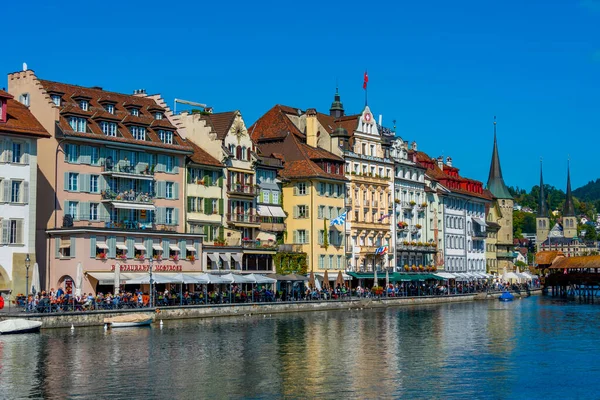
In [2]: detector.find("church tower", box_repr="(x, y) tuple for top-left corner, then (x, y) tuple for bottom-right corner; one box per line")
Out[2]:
(486, 118), (514, 272)
(536, 161), (550, 249)
(562, 163), (577, 238)
(329, 87), (345, 119)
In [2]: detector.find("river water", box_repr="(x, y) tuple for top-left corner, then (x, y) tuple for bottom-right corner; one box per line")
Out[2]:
(1, 296), (599, 399)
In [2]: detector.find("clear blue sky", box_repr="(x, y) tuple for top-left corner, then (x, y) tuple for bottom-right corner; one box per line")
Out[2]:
(2, 0), (598, 192)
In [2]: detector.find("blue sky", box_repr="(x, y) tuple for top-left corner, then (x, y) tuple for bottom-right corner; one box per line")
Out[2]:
(2, 0), (598, 192)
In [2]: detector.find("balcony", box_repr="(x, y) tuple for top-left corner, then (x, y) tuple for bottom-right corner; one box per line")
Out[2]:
(241, 240), (278, 250)
(101, 190), (155, 209)
(345, 198), (353, 206)
(227, 184), (258, 197)
(396, 242), (438, 253)
(226, 213), (260, 225)
(278, 244), (305, 253)
(471, 230), (487, 239)
(102, 162), (155, 180)
(61, 215), (158, 232)
(260, 222), (286, 232)
(363, 200), (370, 208)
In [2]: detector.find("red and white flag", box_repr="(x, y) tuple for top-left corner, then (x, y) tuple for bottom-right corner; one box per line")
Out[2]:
(363, 71), (369, 90)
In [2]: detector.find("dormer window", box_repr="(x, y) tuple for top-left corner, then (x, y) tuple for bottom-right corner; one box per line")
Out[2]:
(79, 100), (89, 111)
(69, 117), (87, 133)
(19, 93), (29, 107)
(131, 126), (146, 141)
(131, 108), (139, 117)
(100, 121), (117, 136)
(51, 95), (61, 106)
(155, 112), (162, 120)
(105, 104), (114, 114)
(158, 130), (173, 144)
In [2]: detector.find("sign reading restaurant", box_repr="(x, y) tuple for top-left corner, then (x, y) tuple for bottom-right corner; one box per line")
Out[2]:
(110, 264), (183, 272)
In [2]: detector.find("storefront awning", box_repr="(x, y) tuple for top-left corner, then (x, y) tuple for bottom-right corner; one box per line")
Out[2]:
(207, 253), (219, 262)
(259, 182), (280, 191)
(134, 244), (146, 251)
(219, 253), (230, 262)
(186, 245), (196, 252)
(96, 242), (109, 250)
(268, 206), (286, 217)
(111, 202), (156, 211)
(231, 253), (243, 263)
(59, 239), (71, 249)
(169, 244), (181, 252)
(116, 244), (128, 250)
(152, 244), (163, 251)
(472, 217), (487, 227)
(257, 205), (272, 217)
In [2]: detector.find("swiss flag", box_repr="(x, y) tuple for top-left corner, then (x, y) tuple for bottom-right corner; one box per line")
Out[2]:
(363, 71), (369, 90)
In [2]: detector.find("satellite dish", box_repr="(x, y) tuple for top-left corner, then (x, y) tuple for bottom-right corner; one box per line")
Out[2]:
(23, 62), (27, 71)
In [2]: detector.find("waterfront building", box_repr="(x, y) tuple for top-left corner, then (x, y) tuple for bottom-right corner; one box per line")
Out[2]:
(8, 70), (201, 294)
(255, 154), (286, 243)
(172, 109), (276, 273)
(485, 119), (514, 273)
(390, 138), (435, 270)
(415, 152), (492, 275)
(250, 105), (347, 275)
(0, 89), (49, 294)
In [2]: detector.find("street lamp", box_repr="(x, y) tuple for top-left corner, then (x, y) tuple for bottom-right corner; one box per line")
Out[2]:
(148, 255), (154, 308)
(25, 254), (31, 296)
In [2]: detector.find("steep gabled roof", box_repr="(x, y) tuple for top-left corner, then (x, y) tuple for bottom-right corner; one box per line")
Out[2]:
(187, 140), (222, 167)
(486, 120), (512, 199)
(0, 93), (50, 138)
(249, 105), (304, 142)
(563, 163), (576, 217)
(198, 111), (237, 140)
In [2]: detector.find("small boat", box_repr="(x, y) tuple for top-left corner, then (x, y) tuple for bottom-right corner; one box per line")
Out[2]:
(0, 319), (43, 334)
(104, 313), (153, 328)
(499, 291), (515, 302)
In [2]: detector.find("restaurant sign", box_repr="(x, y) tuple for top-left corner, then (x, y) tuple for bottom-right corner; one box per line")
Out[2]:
(110, 264), (183, 272)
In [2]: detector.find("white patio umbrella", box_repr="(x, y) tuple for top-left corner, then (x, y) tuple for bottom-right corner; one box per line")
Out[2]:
(245, 274), (277, 284)
(31, 263), (40, 296)
(75, 262), (83, 297)
(114, 263), (120, 295)
(170, 273), (210, 284)
(126, 275), (179, 284)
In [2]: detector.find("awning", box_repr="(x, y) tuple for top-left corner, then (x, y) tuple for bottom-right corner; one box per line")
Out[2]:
(207, 253), (219, 262)
(434, 272), (456, 280)
(316, 273), (352, 281)
(221, 273), (254, 284)
(257, 205), (272, 217)
(169, 244), (181, 252)
(134, 244), (146, 251)
(472, 217), (487, 227)
(116, 244), (128, 250)
(259, 182), (280, 190)
(152, 244), (163, 251)
(96, 242), (109, 250)
(231, 253), (243, 263)
(219, 253), (230, 262)
(111, 202), (156, 211)
(186, 245), (196, 252)
(245, 274), (277, 284)
(256, 232), (276, 242)
(59, 239), (71, 249)
(86, 272), (138, 285)
(268, 206), (286, 217)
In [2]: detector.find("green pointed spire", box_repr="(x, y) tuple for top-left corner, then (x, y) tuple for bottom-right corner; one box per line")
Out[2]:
(329, 86), (344, 118)
(563, 161), (575, 217)
(538, 160), (548, 217)
(486, 117), (513, 199)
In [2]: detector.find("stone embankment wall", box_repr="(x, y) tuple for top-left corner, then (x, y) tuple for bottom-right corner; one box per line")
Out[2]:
(0, 295), (475, 329)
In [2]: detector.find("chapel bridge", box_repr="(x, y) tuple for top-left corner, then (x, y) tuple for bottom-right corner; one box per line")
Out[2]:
(536, 251), (600, 303)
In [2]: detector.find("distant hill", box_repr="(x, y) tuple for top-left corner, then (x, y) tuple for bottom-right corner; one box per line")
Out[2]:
(573, 179), (600, 202)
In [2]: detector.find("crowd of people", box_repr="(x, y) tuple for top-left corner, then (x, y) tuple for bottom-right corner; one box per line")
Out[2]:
(6, 277), (540, 313)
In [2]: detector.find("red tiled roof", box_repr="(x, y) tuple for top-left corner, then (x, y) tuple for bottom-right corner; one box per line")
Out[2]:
(316, 112), (359, 136)
(535, 251), (564, 266)
(0, 98), (50, 138)
(38, 80), (191, 152)
(249, 105), (304, 142)
(549, 255), (600, 269)
(187, 140), (222, 167)
(199, 111), (237, 140)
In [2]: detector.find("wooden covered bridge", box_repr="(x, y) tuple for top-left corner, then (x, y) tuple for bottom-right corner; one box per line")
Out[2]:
(536, 251), (600, 302)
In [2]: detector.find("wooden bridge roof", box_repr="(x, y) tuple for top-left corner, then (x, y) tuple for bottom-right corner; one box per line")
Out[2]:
(549, 255), (600, 270)
(535, 251), (564, 266)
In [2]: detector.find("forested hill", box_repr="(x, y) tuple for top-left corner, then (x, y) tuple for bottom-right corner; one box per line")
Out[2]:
(573, 179), (600, 203)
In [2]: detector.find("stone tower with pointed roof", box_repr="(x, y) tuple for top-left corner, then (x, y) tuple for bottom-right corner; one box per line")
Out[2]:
(329, 87), (344, 119)
(536, 162), (550, 249)
(562, 163), (577, 239)
(486, 118), (514, 272)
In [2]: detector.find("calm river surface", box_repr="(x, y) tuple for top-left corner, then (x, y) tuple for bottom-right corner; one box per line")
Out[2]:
(1, 296), (600, 399)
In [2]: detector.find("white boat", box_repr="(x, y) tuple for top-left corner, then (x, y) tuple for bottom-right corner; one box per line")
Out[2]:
(104, 313), (153, 328)
(0, 319), (43, 334)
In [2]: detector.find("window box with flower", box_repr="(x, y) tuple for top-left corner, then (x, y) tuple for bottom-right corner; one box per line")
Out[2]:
(97, 252), (107, 260)
(187, 254), (196, 262)
(135, 253), (145, 261)
(117, 253), (128, 260)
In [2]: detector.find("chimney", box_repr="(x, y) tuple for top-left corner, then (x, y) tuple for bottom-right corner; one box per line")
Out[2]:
(306, 108), (318, 148)
(446, 156), (452, 167)
(133, 89), (147, 97)
(437, 156), (444, 169)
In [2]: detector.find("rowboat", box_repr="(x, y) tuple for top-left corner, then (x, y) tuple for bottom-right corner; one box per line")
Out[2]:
(0, 319), (43, 334)
(104, 313), (153, 328)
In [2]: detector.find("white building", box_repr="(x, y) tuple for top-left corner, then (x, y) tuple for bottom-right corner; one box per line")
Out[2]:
(0, 90), (49, 295)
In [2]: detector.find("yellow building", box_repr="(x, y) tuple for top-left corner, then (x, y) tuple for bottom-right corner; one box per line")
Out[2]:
(250, 105), (347, 275)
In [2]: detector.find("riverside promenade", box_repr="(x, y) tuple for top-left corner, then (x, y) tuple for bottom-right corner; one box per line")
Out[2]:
(0, 289), (542, 329)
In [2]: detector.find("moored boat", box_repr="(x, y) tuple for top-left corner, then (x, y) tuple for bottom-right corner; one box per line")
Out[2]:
(104, 313), (153, 328)
(499, 291), (515, 302)
(0, 319), (43, 335)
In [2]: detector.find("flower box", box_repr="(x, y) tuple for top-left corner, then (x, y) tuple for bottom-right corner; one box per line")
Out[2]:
(97, 252), (107, 259)
(187, 255), (196, 262)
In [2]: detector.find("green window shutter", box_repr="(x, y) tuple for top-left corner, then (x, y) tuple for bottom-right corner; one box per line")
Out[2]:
(218, 176), (223, 187)
(219, 199), (224, 215)
(306, 230), (310, 243)
(179, 239), (186, 258)
(108, 236), (116, 258)
(204, 198), (210, 214)
(218, 226), (224, 239)
(293, 231), (298, 244)
(174, 208), (179, 225)
(174, 157), (180, 174)
(293, 206), (298, 219)
(64, 172), (69, 191)
(203, 225), (209, 240)
(90, 236), (96, 258)
(293, 185), (298, 196)
(55, 237), (60, 258)
(145, 238), (153, 255)
(127, 237), (134, 256)
(70, 236), (76, 258)
(174, 183), (179, 200)
(79, 201), (89, 220)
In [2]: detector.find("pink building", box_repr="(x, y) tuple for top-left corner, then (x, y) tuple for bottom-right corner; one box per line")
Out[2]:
(8, 70), (203, 295)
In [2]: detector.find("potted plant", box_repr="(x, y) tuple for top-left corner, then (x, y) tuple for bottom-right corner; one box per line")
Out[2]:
(118, 253), (127, 260)
(415, 224), (422, 229)
(409, 200), (416, 206)
(187, 254), (196, 262)
(421, 202), (427, 207)
(394, 198), (400, 204)
(418, 265), (424, 272)
(411, 265), (418, 272)
(404, 265), (410, 271)
(135, 253), (145, 261)
(431, 265), (437, 272)
(97, 252), (107, 259)
(172, 254), (179, 262)
(153, 254), (162, 261)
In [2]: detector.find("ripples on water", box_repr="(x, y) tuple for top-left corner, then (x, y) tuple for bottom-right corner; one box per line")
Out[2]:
(1, 297), (600, 400)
